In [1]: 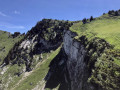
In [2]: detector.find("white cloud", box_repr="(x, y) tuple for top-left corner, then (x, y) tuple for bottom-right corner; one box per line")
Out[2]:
(0, 12), (7, 17)
(0, 22), (25, 29)
(14, 10), (20, 14)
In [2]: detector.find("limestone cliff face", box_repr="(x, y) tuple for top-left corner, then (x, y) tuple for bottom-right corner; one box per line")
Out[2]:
(1, 19), (118, 90)
(3, 33), (61, 72)
(45, 30), (96, 90)
(63, 30), (89, 90)
(64, 30), (98, 90)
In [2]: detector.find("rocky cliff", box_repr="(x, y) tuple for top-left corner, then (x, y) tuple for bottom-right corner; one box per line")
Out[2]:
(45, 29), (120, 90)
(0, 18), (120, 90)
(45, 30), (94, 90)
(63, 30), (91, 90)
(0, 19), (73, 90)
(2, 19), (71, 71)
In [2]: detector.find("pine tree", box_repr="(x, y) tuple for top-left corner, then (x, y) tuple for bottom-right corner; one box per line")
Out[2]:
(82, 18), (87, 24)
(90, 16), (94, 22)
(115, 11), (119, 16)
(108, 11), (112, 15)
(103, 13), (105, 15)
(108, 10), (115, 15)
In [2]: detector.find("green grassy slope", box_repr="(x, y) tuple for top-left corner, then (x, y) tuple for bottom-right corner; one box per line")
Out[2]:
(1, 15), (120, 90)
(0, 30), (24, 64)
(70, 14), (120, 89)
(10, 47), (61, 90)
(70, 14), (120, 50)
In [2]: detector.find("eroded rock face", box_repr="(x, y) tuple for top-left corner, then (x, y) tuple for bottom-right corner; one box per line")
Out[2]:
(63, 30), (94, 90)
(45, 30), (95, 90)
(3, 19), (70, 71)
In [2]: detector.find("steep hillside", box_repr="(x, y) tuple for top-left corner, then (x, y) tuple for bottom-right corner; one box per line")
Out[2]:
(0, 30), (24, 65)
(0, 11), (120, 90)
(45, 14), (120, 90)
(0, 19), (72, 90)
(71, 14), (120, 50)
(69, 13), (120, 90)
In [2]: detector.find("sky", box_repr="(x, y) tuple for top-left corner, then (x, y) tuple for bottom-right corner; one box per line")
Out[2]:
(0, 0), (120, 33)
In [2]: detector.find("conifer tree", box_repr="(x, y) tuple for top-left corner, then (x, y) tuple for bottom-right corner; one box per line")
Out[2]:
(90, 16), (94, 22)
(115, 11), (119, 16)
(82, 18), (87, 24)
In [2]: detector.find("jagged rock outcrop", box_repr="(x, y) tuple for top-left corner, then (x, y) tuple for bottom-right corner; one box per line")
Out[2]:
(63, 30), (92, 90)
(45, 30), (93, 90)
(1, 18), (119, 90)
(45, 26), (120, 90)
(45, 30), (109, 90)
(2, 19), (72, 71)
(0, 19), (73, 90)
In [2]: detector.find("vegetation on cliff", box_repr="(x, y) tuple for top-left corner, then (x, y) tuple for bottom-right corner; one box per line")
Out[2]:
(0, 10), (120, 90)
(71, 14), (120, 50)
(0, 19), (72, 90)
(0, 30), (24, 65)
(26, 19), (73, 42)
(70, 12), (120, 90)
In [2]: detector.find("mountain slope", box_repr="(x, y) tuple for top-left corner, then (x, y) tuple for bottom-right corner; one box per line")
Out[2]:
(70, 14), (120, 50)
(11, 47), (61, 90)
(44, 13), (120, 90)
(0, 30), (24, 65)
(0, 11), (120, 90)
(67, 14), (120, 89)
(0, 19), (72, 90)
